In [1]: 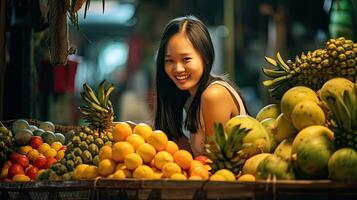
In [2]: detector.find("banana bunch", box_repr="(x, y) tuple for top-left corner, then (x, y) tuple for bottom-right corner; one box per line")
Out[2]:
(0, 122), (14, 167)
(79, 80), (115, 132)
(323, 82), (357, 149)
(205, 123), (251, 174)
(262, 37), (357, 99)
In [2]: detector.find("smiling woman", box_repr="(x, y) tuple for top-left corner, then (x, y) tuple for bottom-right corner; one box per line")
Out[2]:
(154, 15), (248, 156)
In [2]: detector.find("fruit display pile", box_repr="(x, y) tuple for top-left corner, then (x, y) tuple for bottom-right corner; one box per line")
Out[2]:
(1, 37), (357, 183)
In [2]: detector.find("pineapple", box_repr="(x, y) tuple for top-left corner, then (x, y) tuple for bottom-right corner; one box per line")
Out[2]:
(39, 80), (115, 180)
(0, 122), (14, 167)
(205, 123), (251, 174)
(262, 37), (357, 99)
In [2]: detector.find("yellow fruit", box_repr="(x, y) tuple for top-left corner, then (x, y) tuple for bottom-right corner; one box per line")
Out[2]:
(256, 104), (281, 122)
(170, 173), (187, 180)
(50, 142), (62, 151)
(209, 174), (226, 181)
(73, 164), (89, 180)
(275, 113), (298, 143)
(237, 174), (256, 182)
(56, 150), (65, 160)
(133, 123), (153, 142)
(98, 159), (116, 176)
(27, 149), (40, 161)
(291, 101), (326, 130)
(136, 143), (156, 163)
(19, 145), (32, 155)
(189, 175), (202, 180)
(173, 150), (193, 170)
(215, 169), (236, 181)
(242, 153), (271, 176)
(280, 86), (319, 121)
(44, 148), (57, 158)
(274, 139), (292, 161)
(83, 165), (99, 179)
(99, 145), (113, 161)
(154, 151), (173, 170)
(38, 143), (51, 154)
(124, 153), (143, 170)
(112, 170), (127, 179)
(116, 163), (126, 171)
(165, 141), (179, 155)
(125, 134), (145, 150)
(133, 165), (154, 179)
(190, 166), (209, 180)
(162, 162), (182, 178)
(12, 174), (31, 182)
(152, 168), (163, 179)
(147, 130), (168, 151)
(189, 160), (204, 172)
(112, 141), (134, 162)
(112, 122), (133, 142)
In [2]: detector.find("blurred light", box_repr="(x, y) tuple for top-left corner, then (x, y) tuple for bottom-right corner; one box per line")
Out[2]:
(78, 1), (135, 25)
(99, 42), (129, 75)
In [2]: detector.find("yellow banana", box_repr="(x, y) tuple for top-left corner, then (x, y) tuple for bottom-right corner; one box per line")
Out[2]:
(104, 83), (115, 108)
(97, 80), (106, 106)
(264, 56), (278, 67)
(262, 68), (288, 78)
(276, 52), (291, 72)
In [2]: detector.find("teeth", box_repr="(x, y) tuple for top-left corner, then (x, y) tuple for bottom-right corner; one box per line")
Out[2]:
(176, 75), (189, 80)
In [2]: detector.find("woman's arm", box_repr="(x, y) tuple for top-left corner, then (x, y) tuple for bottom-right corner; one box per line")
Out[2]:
(200, 84), (238, 136)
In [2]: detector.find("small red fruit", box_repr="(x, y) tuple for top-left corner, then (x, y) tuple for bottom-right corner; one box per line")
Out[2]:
(26, 166), (39, 180)
(44, 157), (57, 169)
(34, 155), (47, 169)
(30, 136), (43, 149)
(8, 164), (24, 179)
(16, 155), (29, 168)
(10, 153), (22, 164)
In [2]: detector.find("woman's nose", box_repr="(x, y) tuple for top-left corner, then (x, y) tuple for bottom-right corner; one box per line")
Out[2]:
(174, 62), (185, 72)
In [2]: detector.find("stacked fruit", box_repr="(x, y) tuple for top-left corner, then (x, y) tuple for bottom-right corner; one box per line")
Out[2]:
(0, 122), (15, 168)
(71, 122), (228, 181)
(0, 126), (66, 182)
(242, 78), (357, 181)
(262, 37), (357, 99)
(38, 81), (115, 180)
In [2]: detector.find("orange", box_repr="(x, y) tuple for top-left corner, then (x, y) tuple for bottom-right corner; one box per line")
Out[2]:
(147, 130), (168, 151)
(83, 165), (99, 179)
(165, 141), (179, 155)
(112, 170), (127, 179)
(190, 166), (209, 180)
(125, 134), (145, 150)
(50, 142), (62, 151)
(237, 174), (256, 182)
(27, 149), (40, 161)
(170, 173), (187, 180)
(124, 153), (143, 170)
(99, 145), (113, 161)
(133, 123), (153, 142)
(136, 143), (156, 163)
(38, 143), (51, 154)
(162, 162), (182, 178)
(112, 122), (132, 142)
(12, 174), (31, 182)
(188, 175), (203, 180)
(189, 160), (204, 172)
(133, 165), (154, 179)
(115, 163), (132, 178)
(73, 164), (89, 180)
(19, 145), (32, 155)
(152, 168), (163, 179)
(112, 141), (134, 162)
(173, 150), (193, 170)
(44, 148), (57, 158)
(154, 151), (173, 170)
(98, 159), (116, 176)
(56, 150), (65, 160)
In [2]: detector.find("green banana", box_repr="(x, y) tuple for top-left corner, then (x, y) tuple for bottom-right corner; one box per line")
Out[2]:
(104, 83), (115, 108)
(83, 83), (101, 106)
(262, 75), (290, 87)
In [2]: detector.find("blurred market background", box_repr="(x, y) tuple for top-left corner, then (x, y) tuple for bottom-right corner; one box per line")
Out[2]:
(0, 0), (355, 125)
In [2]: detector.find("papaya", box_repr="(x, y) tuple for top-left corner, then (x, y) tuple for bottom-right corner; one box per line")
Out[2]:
(328, 148), (357, 181)
(256, 104), (280, 122)
(256, 154), (295, 180)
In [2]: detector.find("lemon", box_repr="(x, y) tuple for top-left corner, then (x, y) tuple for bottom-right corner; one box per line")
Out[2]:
(124, 153), (143, 170)
(98, 159), (116, 176)
(136, 143), (156, 163)
(133, 165), (154, 179)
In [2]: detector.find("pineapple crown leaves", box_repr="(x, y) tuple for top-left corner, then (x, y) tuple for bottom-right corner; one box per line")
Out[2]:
(206, 122), (251, 160)
(324, 87), (357, 132)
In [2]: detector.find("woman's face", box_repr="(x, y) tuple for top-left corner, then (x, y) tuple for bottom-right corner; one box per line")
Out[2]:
(164, 32), (204, 95)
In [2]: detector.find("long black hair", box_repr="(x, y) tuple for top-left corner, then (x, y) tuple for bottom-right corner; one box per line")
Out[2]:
(154, 15), (244, 140)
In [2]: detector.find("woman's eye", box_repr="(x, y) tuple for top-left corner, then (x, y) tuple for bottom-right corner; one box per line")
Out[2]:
(165, 59), (173, 63)
(183, 57), (191, 62)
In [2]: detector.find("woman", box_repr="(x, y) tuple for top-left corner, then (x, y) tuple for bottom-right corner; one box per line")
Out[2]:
(154, 15), (247, 156)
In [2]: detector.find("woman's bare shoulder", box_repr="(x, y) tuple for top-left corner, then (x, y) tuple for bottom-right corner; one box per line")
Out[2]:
(201, 83), (231, 103)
